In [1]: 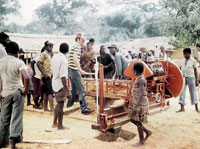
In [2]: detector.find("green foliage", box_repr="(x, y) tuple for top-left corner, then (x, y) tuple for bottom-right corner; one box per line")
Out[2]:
(158, 0), (200, 47)
(32, 0), (162, 42)
(0, 0), (19, 25)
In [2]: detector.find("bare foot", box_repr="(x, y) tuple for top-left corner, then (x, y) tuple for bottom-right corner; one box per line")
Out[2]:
(44, 109), (50, 112)
(176, 109), (185, 113)
(49, 109), (54, 113)
(195, 109), (200, 113)
(58, 126), (69, 130)
(145, 131), (152, 141)
(52, 124), (58, 128)
(133, 142), (145, 147)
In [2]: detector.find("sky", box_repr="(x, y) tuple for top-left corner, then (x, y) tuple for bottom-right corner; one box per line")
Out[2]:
(6, 0), (48, 25)
(7, 0), (159, 26)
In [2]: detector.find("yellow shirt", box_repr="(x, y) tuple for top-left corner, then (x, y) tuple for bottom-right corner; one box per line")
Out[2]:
(38, 51), (52, 77)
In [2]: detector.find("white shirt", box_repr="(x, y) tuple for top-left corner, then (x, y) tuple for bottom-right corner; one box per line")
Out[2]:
(0, 44), (7, 59)
(51, 53), (68, 92)
(0, 55), (26, 97)
(34, 57), (41, 79)
(33, 53), (41, 79)
(180, 57), (197, 78)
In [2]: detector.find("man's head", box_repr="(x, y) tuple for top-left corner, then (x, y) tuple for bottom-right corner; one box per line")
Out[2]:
(59, 43), (69, 54)
(183, 48), (191, 59)
(44, 41), (53, 53)
(0, 32), (10, 47)
(86, 42), (92, 51)
(196, 43), (200, 48)
(75, 33), (86, 46)
(89, 38), (95, 46)
(133, 62), (144, 76)
(100, 45), (106, 56)
(108, 44), (117, 56)
(5, 41), (20, 57)
(160, 46), (165, 53)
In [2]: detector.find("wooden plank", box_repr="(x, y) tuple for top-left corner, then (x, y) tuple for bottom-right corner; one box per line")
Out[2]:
(23, 139), (72, 144)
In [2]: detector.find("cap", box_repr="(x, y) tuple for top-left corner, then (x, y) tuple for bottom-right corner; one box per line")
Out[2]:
(108, 44), (117, 49)
(139, 47), (146, 52)
(160, 45), (165, 49)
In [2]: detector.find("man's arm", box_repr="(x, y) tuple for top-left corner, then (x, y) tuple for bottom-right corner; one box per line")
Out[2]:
(31, 60), (36, 76)
(194, 68), (199, 86)
(193, 59), (199, 86)
(60, 60), (71, 97)
(37, 61), (48, 78)
(0, 76), (2, 99)
(37, 53), (48, 78)
(73, 53), (87, 75)
(20, 69), (30, 95)
(115, 54), (123, 79)
(104, 62), (113, 69)
(104, 54), (114, 69)
(61, 77), (71, 98)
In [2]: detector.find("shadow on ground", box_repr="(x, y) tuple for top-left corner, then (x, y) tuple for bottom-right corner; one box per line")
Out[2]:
(95, 127), (136, 142)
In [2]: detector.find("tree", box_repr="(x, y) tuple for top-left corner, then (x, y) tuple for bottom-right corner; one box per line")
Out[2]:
(36, 0), (93, 34)
(158, 0), (200, 47)
(0, 0), (20, 31)
(32, 0), (161, 42)
(0, 0), (19, 24)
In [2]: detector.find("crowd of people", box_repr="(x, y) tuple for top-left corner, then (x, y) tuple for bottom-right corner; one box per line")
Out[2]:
(0, 31), (199, 148)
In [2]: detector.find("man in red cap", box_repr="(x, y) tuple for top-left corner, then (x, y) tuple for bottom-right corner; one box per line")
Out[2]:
(67, 33), (94, 114)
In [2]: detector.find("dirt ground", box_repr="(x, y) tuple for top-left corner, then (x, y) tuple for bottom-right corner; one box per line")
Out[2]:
(2, 90), (200, 149)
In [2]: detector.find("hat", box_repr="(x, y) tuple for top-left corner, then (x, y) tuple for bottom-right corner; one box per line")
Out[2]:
(108, 44), (117, 49)
(44, 41), (54, 46)
(139, 47), (146, 52)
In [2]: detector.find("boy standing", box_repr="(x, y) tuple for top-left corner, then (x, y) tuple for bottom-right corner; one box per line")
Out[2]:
(129, 63), (152, 147)
(177, 48), (199, 112)
(51, 43), (71, 129)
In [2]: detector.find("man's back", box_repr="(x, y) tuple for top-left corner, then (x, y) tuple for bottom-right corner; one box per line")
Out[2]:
(115, 52), (130, 75)
(51, 53), (68, 92)
(0, 55), (26, 97)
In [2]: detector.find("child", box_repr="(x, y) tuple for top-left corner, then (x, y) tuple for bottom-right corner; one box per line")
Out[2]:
(128, 62), (152, 147)
(177, 48), (199, 112)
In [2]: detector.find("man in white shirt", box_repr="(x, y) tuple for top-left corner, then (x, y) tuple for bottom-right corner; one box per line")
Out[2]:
(0, 42), (29, 148)
(51, 43), (71, 129)
(177, 48), (199, 112)
(159, 46), (167, 60)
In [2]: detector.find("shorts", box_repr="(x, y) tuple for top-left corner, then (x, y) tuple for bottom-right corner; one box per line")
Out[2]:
(55, 88), (66, 103)
(42, 77), (54, 95)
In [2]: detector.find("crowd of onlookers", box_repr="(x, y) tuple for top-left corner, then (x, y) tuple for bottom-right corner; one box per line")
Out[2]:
(0, 31), (171, 148)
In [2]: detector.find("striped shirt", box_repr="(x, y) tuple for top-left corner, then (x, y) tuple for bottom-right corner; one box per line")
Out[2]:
(68, 43), (81, 70)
